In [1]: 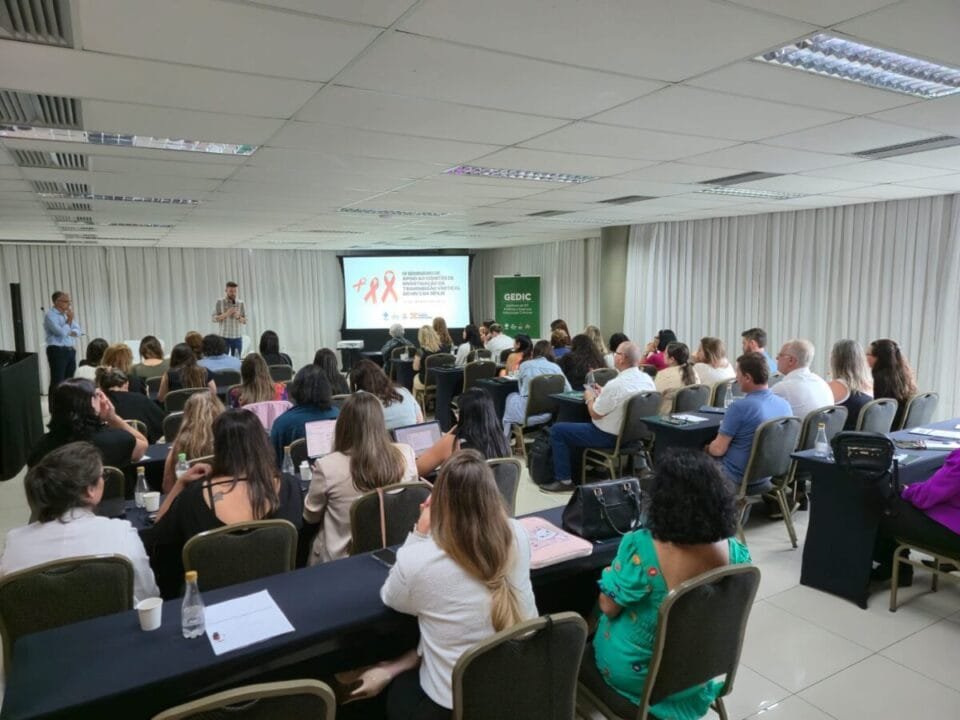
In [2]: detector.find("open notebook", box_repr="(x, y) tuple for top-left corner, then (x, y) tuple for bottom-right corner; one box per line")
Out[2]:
(304, 419), (337, 459)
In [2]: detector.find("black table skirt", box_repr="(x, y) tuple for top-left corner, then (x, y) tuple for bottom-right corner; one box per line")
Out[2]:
(640, 413), (723, 462)
(475, 378), (519, 420)
(394, 359), (415, 392)
(551, 393), (589, 424)
(432, 367), (465, 432)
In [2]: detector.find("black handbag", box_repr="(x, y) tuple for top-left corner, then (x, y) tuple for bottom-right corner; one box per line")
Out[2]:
(561, 477), (643, 541)
(831, 431), (900, 510)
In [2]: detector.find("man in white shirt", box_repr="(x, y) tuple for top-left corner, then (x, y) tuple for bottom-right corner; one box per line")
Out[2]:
(772, 338), (833, 420)
(484, 322), (514, 356)
(542, 342), (654, 492)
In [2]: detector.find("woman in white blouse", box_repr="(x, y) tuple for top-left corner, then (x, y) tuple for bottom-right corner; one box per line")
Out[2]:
(655, 342), (701, 414)
(0, 442), (159, 604)
(303, 393), (417, 564)
(692, 336), (736, 388)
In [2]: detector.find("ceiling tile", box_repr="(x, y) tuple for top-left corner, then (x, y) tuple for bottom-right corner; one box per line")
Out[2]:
(764, 118), (940, 154)
(399, 0), (812, 82)
(264, 0), (419, 27)
(89, 156), (238, 180)
(296, 86), (567, 144)
(336, 33), (664, 118)
(468, 148), (655, 177)
(836, 0), (960, 66)
(246, 147), (449, 178)
(520, 123), (736, 161)
(592, 86), (848, 141)
(869, 95), (960, 137)
(78, 0), (379, 81)
(726, 0), (899, 26)
(737, 175), (870, 194)
(613, 162), (752, 183)
(900, 174), (960, 190)
(884, 146), (960, 171)
(825, 185), (950, 200)
(680, 143), (859, 173)
(686, 62), (918, 115)
(801, 160), (954, 183)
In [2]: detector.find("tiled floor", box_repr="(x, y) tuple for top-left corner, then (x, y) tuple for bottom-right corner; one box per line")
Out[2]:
(3, 436), (959, 718)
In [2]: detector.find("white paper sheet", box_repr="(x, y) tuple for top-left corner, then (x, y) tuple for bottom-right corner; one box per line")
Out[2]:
(671, 413), (708, 423)
(204, 590), (295, 655)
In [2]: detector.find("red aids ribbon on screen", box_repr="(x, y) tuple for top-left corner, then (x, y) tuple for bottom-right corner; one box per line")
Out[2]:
(381, 270), (398, 303)
(364, 276), (380, 303)
(353, 277), (366, 292)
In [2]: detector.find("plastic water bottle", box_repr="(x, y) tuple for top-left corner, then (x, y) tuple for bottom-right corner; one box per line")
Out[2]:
(299, 460), (312, 483)
(282, 445), (295, 476)
(134, 465), (148, 508)
(175, 453), (190, 481)
(814, 422), (830, 457)
(181, 570), (205, 639)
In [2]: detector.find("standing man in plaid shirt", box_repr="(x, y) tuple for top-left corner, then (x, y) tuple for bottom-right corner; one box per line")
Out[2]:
(212, 281), (246, 358)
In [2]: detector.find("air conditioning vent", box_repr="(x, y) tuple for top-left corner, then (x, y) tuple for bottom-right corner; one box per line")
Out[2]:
(0, 90), (81, 128)
(44, 200), (91, 211)
(53, 215), (94, 225)
(472, 221), (514, 227)
(853, 135), (960, 160)
(0, 0), (72, 46)
(30, 180), (89, 195)
(597, 195), (656, 205)
(11, 149), (87, 169)
(699, 171), (782, 186)
(526, 210), (572, 218)
(0, 238), (66, 245)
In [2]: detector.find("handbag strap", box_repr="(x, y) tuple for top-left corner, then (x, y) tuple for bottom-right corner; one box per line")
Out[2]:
(594, 484), (642, 536)
(376, 488), (387, 549)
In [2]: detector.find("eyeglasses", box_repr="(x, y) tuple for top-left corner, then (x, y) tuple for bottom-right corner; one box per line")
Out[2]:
(614, 351), (624, 357)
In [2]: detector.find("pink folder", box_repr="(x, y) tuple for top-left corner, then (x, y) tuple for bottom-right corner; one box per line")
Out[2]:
(519, 516), (593, 569)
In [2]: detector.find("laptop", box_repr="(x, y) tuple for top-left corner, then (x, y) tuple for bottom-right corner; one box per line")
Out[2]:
(304, 419), (337, 459)
(391, 421), (443, 457)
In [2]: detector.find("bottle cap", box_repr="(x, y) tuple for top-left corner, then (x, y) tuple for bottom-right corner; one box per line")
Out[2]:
(185, 570), (198, 582)
(178, 453), (187, 461)
(136, 466), (144, 473)
(284, 445), (291, 452)
(299, 461), (309, 468)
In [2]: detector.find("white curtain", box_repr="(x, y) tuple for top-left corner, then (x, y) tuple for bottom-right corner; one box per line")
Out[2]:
(0, 245), (344, 392)
(624, 194), (960, 417)
(470, 237), (601, 338)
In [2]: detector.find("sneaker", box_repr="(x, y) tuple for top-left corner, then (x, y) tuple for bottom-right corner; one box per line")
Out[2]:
(540, 480), (574, 493)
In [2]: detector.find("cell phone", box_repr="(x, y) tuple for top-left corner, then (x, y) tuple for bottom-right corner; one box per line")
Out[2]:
(371, 547), (397, 568)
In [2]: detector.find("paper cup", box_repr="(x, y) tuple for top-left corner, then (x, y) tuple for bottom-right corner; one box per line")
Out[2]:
(136, 597), (163, 631)
(143, 491), (161, 512)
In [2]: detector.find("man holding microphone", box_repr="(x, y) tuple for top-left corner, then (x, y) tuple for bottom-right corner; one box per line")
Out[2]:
(212, 281), (246, 358)
(44, 290), (83, 407)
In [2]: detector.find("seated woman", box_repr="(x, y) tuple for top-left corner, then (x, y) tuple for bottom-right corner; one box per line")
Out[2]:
(303, 393), (418, 565)
(270, 364), (340, 466)
(162, 392), (225, 493)
(376, 450), (538, 718)
(868, 338), (917, 430)
(560, 334), (606, 391)
(655, 342), (701, 414)
(350, 360), (423, 431)
(433, 316), (454, 354)
(96, 367), (165, 443)
(550, 328), (571, 359)
(142, 409), (303, 598)
(259, 330), (293, 367)
(132, 335), (168, 381)
(313, 347), (350, 396)
(454, 324), (484, 366)
(502, 340), (571, 438)
(29, 379), (148, 468)
(643, 329), (677, 371)
(228, 353), (288, 408)
(1, 442), (159, 603)
(500, 334), (532, 377)
(416, 388), (511, 477)
(692, 336), (735, 388)
(586, 451), (749, 717)
(184, 331), (204, 360)
(872, 447), (960, 583)
(604, 333), (629, 369)
(584, 324), (609, 361)
(101, 343), (145, 395)
(828, 339), (873, 430)
(412, 325), (442, 395)
(157, 343), (216, 404)
(74, 337), (108, 381)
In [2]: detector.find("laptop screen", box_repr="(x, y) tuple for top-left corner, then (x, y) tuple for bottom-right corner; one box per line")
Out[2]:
(392, 421), (442, 457)
(304, 419), (337, 458)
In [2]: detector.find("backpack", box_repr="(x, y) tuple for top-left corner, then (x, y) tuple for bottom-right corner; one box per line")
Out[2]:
(527, 429), (555, 486)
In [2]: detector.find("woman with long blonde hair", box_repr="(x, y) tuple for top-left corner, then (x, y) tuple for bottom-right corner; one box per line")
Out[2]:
(377, 450), (537, 718)
(412, 325), (442, 394)
(432, 316), (454, 353)
(303, 393), (417, 564)
(583, 324), (608, 360)
(162, 392), (224, 492)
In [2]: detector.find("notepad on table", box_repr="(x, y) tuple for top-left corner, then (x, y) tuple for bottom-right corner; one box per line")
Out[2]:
(671, 413), (708, 423)
(519, 517), (593, 569)
(204, 590), (294, 656)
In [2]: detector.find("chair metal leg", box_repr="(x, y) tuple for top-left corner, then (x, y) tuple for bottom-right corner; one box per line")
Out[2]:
(890, 544), (905, 612)
(932, 558), (940, 591)
(713, 697), (728, 720)
(775, 489), (798, 548)
(735, 501), (747, 544)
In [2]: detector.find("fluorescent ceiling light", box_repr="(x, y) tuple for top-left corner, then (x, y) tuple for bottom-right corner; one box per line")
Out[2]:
(338, 208), (449, 218)
(0, 125), (258, 155)
(444, 165), (597, 184)
(38, 191), (200, 205)
(755, 33), (960, 99)
(697, 187), (806, 200)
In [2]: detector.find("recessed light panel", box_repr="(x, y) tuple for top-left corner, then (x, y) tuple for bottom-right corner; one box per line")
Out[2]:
(696, 186), (806, 200)
(445, 164), (597, 184)
(0, 125), (258, 155)
(338, 208), (449, 218)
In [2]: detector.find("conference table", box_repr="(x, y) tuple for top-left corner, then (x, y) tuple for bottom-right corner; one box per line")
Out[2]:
(550, 391), (590, 423)
(1, 506), (618, 720)
(794, 417), (958, 608)
(432, 366), (464, 432)
(640, 410), (724, 462)
(475, 377), (519, 419)
(393, 358), (415, 392)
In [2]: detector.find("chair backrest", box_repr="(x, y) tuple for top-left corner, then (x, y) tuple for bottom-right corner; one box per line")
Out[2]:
(856, 398), (899, 433)
(289, 438), (308, 469)
(146, 376), (162, 395)
(589, 368), (618, 387)
(523, 374), (567, 420)
(391, 345), (410, 360)
(452, 612), (587, 720)
(640, 565), (760, 710)
(463, 360), (498, 391)
(466, 348), (493, 363)
(741, 416), (801, 494)
(124, 418), (148, 435)
(243, 400), (293, 431)
(182, 520), (298, 593)
(188, 455), (213, 467)
(618, 391), (663, 449)
(711, 378), (736, 407)
(163, 411), (184, 442)
(487, 458), (521, 516)
(102, 465), (126, 502)
(499, 348), (513, 364)
(268, 365), (293, 382)
(768, 372), (784, 387)
(165, 387), (208, 413)
(152, 679), (337, 720)
(797, 405), (849, 450)
(899, 392), (939, 430)
(349, 482), (433, 555)
(0, 555), (134, 670)
(670, 384), (710, 413)
(330, 394), (350, 409)
(424, 352), (456, 386)
(209, 369), (241, 389)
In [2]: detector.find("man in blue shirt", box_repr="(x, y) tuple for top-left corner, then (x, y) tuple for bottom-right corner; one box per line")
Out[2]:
(198, 334), (242, 373)
(707, 352), (792, 494)
(741, 327), (777, 375)
(43, 291), (83, 408)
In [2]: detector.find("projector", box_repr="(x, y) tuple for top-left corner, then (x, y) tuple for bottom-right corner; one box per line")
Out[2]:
(336, 340), (364, 350)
